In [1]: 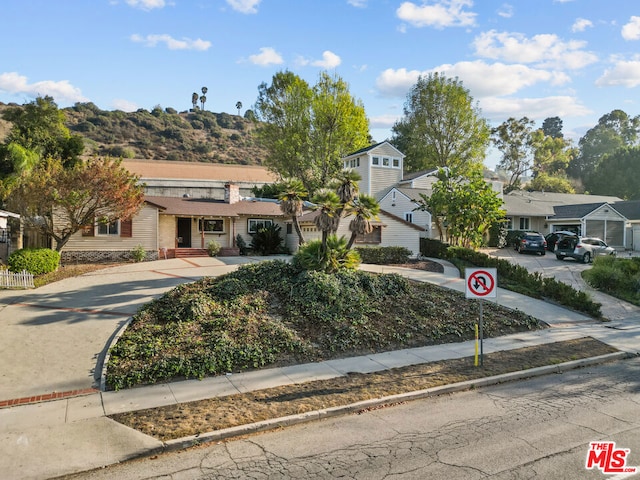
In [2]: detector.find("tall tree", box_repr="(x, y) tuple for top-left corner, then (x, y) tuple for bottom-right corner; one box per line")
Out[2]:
(541, 116), (564, 138)
(254, 70), (369, 195)
(277, 179), (308, 246)
(491, 117), (535, 192)
(0, 96), (84, 178)
(588, 146), (640, 199)
(390, 73), (489, 175)
(528, 129), (576, 193)
(191, 92), (199, 110)
(415, 168), (504, 248)
(6, 157), (144, 251)
(568, 109), (640, 184)
(345, 194), (380, 249)
(236, 101), (243, 115)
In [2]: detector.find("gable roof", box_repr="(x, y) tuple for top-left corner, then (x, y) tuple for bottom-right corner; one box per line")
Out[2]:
(0, 209), (20, 219)
(399, 168), (439, 183)
(343, 141), (404, 159)
(551, 202), (609, 219)
(504, 190), (623, 217)
(124, 159), (276, 183)
(613, 200), (640, 220)
(144, 195), (284, 217)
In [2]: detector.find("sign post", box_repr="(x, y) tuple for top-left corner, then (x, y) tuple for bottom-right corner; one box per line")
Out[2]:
(465, 268), (497, 367)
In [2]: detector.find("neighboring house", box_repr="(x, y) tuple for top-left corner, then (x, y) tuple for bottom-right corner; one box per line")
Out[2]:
(502, 190), (623, 236)
(0, 209), (20, 264)
(610, 200), (640, 251)
(548, 202), (628, 249)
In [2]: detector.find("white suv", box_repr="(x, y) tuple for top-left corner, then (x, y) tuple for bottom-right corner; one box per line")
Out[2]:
(555, 236), (617, 263)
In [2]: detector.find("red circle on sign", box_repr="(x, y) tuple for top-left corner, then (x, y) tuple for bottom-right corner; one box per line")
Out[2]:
(467, 270), (495, 297)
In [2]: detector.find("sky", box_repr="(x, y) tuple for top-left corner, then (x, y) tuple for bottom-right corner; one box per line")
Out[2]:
(2, 0), (640, 169)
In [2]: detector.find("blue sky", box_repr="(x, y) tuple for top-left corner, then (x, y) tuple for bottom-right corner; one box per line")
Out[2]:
(2, 0), (640, 168)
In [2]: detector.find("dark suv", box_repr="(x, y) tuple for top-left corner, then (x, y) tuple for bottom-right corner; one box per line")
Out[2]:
(516, 232), (547, 255)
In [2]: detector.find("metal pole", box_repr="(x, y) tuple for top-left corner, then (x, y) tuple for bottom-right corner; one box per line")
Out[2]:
(479, 299), (484, 367)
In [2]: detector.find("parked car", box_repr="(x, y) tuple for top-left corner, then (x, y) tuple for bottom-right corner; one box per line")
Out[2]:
(544, 230), (578, 251)
(555, 236), (617, 263)
(516, 232), (547, 255)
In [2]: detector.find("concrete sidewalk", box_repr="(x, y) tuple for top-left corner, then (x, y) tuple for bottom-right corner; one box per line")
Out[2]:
(1, 257), (638, 480)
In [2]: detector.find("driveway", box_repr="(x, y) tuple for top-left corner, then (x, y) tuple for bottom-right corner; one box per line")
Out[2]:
(482, 246), (640, 324)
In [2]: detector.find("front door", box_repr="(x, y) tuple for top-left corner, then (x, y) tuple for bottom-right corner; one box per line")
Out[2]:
(177, 217), (192, 248)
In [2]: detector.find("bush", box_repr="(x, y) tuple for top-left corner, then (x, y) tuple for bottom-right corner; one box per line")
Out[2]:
(250, 224), (283, 255)
(293, 236), (360, 273)
(8, 248), (60, 275)
(131, 244), (147, 262)
(236, 234), (249, 255)
(356, 246), (412, 264)
(583, 256), (640, 305)
(207, 240), (221, 257)
(420, 238), (450, 258)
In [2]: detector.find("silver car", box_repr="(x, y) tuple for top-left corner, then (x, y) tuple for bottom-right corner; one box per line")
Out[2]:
(555, 236), (617, 263)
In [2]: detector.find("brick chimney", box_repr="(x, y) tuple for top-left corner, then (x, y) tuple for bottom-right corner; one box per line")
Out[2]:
(224, 183), (241, 204)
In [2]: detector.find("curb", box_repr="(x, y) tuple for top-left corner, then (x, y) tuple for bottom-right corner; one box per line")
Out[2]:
(159, 351), (631, 453)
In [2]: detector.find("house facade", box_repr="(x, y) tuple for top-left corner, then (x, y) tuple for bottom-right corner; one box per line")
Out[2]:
(0, 209), (21, 264)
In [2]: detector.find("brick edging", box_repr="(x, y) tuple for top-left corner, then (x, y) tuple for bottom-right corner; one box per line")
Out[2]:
(0, 388), (99, 409)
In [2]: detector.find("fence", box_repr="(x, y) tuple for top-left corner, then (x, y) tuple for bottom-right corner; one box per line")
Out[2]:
(0, 270), (34, 289)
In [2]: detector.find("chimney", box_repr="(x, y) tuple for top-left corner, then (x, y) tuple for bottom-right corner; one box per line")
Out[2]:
(224, 183), (240, 204)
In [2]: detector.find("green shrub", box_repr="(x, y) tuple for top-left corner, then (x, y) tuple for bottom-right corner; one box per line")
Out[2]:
(293, 236), (360, 273)
(207, 240), (221, 257)
(250, 224), (282, 255)
(583, 256), (640, 305)
(131, 244), (147, 262)
(8, 248), (60, 275)
(236, 234), (249, 255)
(355, 246), (412, 264)
(420, 238), (450, 258)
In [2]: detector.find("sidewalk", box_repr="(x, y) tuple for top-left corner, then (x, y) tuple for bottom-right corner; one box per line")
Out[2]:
(1, 258), (639, 480)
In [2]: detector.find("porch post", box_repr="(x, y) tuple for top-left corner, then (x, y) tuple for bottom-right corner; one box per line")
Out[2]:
(200, 217), (205, 248)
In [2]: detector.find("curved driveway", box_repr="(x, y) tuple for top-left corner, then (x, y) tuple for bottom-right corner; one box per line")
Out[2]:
(0, 257), (262, 401)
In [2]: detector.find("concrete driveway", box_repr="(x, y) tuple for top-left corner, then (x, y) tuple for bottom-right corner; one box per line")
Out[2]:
(482, 246), (640, 324)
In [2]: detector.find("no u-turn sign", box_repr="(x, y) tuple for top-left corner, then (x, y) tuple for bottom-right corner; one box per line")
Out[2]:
(465, 268), (497, 299)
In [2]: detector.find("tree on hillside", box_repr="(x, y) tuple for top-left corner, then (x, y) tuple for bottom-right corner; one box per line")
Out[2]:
(0, 96), (84, 181)
(541, 116), (563, 138)
(191, 92), (199, 110)
(491, 117), (535, 192)
(588, 146), (640, 199)
(390, 73), (489, 176)
(236, 101), (243, 115)
(568, 109), (640, 185)
(415, 168), (504, 248)
(254, 70), (370, 195)
(6, 157), (144, 251)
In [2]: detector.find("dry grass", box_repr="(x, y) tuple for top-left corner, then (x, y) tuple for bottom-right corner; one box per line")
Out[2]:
(110, 337), (617, 441)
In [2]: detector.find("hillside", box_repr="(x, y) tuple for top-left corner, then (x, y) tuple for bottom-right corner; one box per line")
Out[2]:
(0, 102), (268, 165)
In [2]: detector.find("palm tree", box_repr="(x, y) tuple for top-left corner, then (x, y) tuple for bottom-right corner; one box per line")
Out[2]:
(329, 169), (361, 234)
(200, 87), (208, 110)
(311, 189), (341, 251)
(278, 179), (308, 245)
(346, 194), (380, 249)
(236, 101), (243, 116)
(191, 92), (199, 110)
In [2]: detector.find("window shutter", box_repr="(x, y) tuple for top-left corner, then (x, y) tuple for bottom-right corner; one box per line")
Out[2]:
(120, 219), (133, 237)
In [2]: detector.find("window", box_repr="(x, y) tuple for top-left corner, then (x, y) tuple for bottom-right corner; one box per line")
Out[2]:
(404, 212), (413, 223)
(519, 217), (530, 230)
(248, 218), (273, 233)
(286, 223), (293, 235)
(356, 226), (382, 244)
(97, 220), (119, 235)
(392, 158), (400, 168)
(372, 156), (379, 165)
(382, 157), (390, 166)
(199, 218), (224, 233)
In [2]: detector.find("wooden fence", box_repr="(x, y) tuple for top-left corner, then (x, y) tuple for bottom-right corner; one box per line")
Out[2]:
(0, 270), (34, 289)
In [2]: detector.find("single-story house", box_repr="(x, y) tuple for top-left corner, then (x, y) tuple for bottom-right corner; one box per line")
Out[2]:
(610, 200), (640, 251)
(547, 202), (628, 248)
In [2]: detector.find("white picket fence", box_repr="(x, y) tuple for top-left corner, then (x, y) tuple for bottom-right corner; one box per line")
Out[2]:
(0, 269), (35, 289)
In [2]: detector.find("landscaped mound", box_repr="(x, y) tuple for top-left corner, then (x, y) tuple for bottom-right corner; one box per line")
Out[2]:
(106, 260), (540, 390)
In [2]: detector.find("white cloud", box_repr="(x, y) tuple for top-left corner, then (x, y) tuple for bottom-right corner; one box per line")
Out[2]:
(571, 18), (593, 33)
(248, 47), (284, 66)
(311, 51), (342, 69)
(369, 113), (401, 130)
(375, 61), (571, 99)
(480, 96), (591, 122)
(125, 0), (166, 10)
(497, 4), (513, 19)
(596, 59), (640, 87)
(226, 0), (261, 14)
(111, 99), (139, 111)
(347, 0), (368, 7)
(130, 34), (211, 51)
(396, 0), (477, 29)
(621, 16), (640, 40)
(473, 30), (598, 69)
(0, 72), (88, 104)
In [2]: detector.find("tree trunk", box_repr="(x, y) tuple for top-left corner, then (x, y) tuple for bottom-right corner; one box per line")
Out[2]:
(292, 216), (306, 246)
(346, 231), (357, 250)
